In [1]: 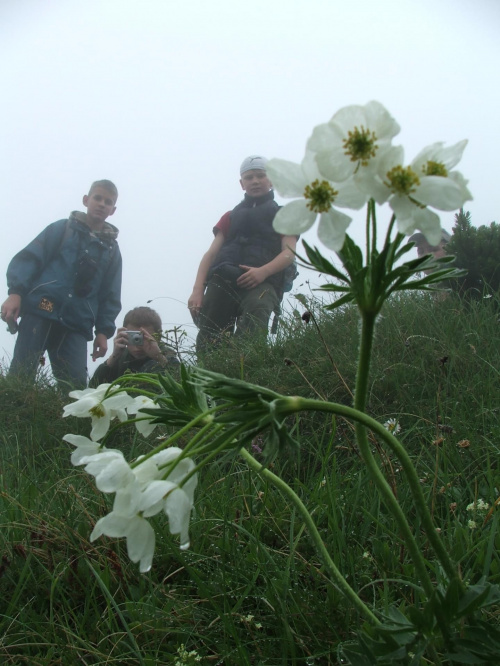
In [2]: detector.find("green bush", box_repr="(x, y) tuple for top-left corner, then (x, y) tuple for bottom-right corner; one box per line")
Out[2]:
(447, 209), (500, 296)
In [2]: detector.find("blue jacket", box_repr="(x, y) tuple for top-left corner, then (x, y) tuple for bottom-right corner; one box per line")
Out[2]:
(7, 212), (122, 340)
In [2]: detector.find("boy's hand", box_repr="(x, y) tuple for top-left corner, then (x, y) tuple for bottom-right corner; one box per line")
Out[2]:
(1, 294), (21, 327)
(92, 333), (108, 361)
(141, 328), (163, 362)
(237, 265), (268, 290)
(106, 327), (128, 366)
(188, 289), (204, 324)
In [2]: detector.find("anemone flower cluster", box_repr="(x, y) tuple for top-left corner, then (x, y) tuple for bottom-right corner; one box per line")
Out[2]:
(267, 101), (472, 250)
(63, 384), (197, 573)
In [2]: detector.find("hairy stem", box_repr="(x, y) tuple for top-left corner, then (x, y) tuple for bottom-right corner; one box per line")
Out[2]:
(240, 447), (380, 625)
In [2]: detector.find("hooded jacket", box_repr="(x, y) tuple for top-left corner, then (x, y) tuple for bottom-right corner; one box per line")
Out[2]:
(7, 212), (122, 340)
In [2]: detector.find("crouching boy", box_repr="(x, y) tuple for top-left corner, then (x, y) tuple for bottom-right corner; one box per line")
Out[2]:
(90, 306), (179, 386)
(1, 180), (122, 388)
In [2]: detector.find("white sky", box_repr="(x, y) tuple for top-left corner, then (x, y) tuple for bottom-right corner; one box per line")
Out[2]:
(0, 0), (499, 375)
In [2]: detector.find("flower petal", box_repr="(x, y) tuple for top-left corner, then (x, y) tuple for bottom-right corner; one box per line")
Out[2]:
(307, 121), (343, 153)
(416, 176), (467, 211)
(140, 479), (177, 517)
(113, 481), (142, 517)
(63, 434), (102, 466)
(90, 512), (130, 541)
(165, 488), (192, 550)
(273, 200), (316, 235)
(412, 140), (468, 172)
(266, 158), (306, 197)
(315, 147), (354, 183)
(317, 209), (352, 251)
(95, 456), (135, 493)
(90, 412), (112, 442)
(125, 516), (156, 573)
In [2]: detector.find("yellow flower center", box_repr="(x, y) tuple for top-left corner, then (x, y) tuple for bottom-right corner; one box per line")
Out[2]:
(304, 180), (338, 213)
(90, 404), (106, 418)
(343, 126), (378, 166)
(384, 165), (420, 195)
(422, 160), (448, 177)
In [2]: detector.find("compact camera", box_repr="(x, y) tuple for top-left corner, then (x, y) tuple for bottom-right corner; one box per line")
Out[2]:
(126, 331), (144, 346)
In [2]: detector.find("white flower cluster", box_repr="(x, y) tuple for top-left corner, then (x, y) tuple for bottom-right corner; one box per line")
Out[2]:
(63, 384), (197, 573)
(466, 498), (489, 514)
(267, 101), (472, 250)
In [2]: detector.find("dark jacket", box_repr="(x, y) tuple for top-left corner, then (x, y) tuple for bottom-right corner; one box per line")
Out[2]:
(7, 212), (122, 340)
(209, 191), (284, 294)
(90, 344), (179, 387)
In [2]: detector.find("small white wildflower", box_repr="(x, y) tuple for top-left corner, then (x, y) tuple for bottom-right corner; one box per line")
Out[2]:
(383, 418), (401, 435)
(466, 499), (489, 514)
(468, 520), (477, 530)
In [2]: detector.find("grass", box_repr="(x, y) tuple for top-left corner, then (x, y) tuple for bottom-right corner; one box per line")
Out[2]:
(0, 291), (499, 664)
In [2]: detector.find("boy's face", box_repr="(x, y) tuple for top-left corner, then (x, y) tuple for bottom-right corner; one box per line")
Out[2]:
(417, 239), (447, 260)
(83, 187), (117, 225)
(240, 169), (272, 197)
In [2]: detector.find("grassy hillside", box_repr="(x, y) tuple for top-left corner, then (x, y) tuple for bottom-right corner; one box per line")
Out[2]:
(0, 291), (499, 665)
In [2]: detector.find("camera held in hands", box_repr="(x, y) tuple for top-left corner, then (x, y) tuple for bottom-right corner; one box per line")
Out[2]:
(126, 331), (144, 346)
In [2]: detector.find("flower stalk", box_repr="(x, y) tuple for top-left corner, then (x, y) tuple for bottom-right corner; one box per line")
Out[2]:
(239, 447), (380, 625)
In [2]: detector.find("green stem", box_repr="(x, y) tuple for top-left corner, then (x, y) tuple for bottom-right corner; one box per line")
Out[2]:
(177, 424), (248, 488)
(240, 447), (380, 625)
(365, 201), (371, 264)
(384, 214), (397, 247)
(352, 312), (434, 596)
(129, 410), (216, 469)
(370, 199), (377, 258)
(354, 310), (456, 581)
(278, 396), (457, 581)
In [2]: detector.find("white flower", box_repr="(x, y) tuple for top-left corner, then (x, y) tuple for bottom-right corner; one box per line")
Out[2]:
(63, 433), (102, 465)
(63, 384), (135, 442)
(139, 453), (198, 550)
(91, 513), (156, 573)
(467, 520), (477, 530)
(79, 450), (135, 493)
(127, 395), (161, 437)
(466, 498), (489, 514)
(308, 101), (401, 204)
(383, 140), (472, 245)
(383, 418), (401, 435)
(267, 150), (366, 251)
(89, 449), (198, 572)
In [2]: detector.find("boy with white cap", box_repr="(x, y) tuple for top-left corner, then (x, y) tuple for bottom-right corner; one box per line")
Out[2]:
(188, 155), (296, 353)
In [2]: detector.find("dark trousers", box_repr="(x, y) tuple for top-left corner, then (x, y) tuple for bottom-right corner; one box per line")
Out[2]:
(9, 313), (88, 388)
(196, 274), (279, 354)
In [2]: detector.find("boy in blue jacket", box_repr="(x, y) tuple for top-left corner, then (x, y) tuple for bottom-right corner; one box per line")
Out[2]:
(1, 180), (122, 388)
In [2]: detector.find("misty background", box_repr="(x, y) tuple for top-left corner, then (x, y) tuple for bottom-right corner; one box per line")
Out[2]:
(1, 0), (498, 377)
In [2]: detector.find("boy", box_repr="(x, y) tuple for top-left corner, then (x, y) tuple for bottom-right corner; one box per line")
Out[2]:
(90, 306), (179, 386)
(188, 155), (296, 353)
(409, 229), (451, 262)
(1, 179), (122, 388)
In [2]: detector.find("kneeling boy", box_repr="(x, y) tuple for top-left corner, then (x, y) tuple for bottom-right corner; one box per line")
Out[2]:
(90, 306), (179, 386)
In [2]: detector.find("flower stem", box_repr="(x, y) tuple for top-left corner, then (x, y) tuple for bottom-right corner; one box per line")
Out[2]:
(384, 213), (397, 247)
(370, 199), (377, 258)
(352, 312), (434, 596)
(276, 396), (457, 581)
(239, 447), (380, 625)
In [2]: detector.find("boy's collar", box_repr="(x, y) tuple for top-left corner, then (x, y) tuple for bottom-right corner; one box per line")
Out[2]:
(70, 211), (119, 239)
(242, 189), (274, 207)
